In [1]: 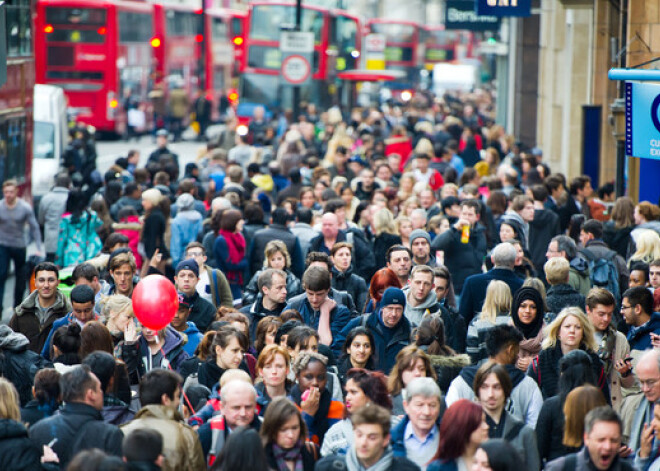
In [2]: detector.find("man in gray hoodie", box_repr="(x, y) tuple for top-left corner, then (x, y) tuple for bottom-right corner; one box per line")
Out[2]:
(403, 265), (442, 327)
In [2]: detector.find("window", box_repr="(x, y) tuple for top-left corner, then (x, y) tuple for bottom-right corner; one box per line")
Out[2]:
(166, 10), (202, 37)
(45, 7), (106, 25)
(0, 117), (28, 183)
(34, 122), (56, 159)
(119, 12), (153, 43)
(6, 0), (32, 57)
(212, 18), (228, 40)
(250, 6), (323, 43)
(371, 23), (415, 43)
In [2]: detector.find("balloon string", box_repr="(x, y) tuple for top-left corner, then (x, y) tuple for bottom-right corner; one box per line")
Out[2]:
(160, 347), (196, 415)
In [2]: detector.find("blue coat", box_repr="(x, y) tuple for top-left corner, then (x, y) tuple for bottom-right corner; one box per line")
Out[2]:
(169, 210), (203, 265)
(336, 309), (411, 374)
(459, 267), (524, 324)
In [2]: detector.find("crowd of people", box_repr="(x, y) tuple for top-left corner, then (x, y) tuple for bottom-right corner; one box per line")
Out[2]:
(2, 90), (660, 470)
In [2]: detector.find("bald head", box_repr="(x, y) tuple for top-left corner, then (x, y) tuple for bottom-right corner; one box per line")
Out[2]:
(636, 349), (660, 403)
(321, 212), (339, 239)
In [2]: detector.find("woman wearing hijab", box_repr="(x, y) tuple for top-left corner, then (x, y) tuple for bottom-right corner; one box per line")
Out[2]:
(511, 286), (546, 372)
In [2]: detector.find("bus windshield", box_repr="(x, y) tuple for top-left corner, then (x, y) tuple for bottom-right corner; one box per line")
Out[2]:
(45, 7), (107, 43)
(370, 23), (415, 42)
(250, 5), (323, 43)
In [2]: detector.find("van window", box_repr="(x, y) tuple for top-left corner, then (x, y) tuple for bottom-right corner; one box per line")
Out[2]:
(34, 122), (56, 159)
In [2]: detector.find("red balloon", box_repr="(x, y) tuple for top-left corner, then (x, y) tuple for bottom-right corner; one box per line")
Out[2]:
(132, 275), (179, 331)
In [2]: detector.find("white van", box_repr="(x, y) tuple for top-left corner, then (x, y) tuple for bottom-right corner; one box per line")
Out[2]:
(32, 84), (68, 201)
(432, 63), (480, 96)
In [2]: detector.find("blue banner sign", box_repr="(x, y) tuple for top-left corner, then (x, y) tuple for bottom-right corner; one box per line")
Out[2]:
(625, 81), (660, 160)
(476, 0), (531, 17)
(445, 1), (501, 31)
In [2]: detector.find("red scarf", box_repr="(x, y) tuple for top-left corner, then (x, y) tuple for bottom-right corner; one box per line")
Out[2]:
(219, 229), (246, 283)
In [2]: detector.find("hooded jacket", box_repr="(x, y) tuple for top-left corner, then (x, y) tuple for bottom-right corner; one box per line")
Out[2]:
(102, 394), (136, 426)
(331, 265), (368, 314)
(9, 290), (71, 354)
(118, 326), (189, 384)
(0, 419), (42, 470)
(337, 309), (412, 374)
(402, 286), (442, 327)
(569, 256), (592, 297)
(181, 321), (203, 357)
(446, 362), (544, 428)
(121, 405), (206, 471)
(185, 291), (216, 333)
(170, 209), (204, 265)
(426, 350), (471, 394)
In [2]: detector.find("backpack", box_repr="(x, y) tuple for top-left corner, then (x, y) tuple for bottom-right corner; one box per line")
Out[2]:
(581, 248), (620, 301)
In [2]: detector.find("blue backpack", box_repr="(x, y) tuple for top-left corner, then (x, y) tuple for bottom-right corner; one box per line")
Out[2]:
(581, 248), (620, 301)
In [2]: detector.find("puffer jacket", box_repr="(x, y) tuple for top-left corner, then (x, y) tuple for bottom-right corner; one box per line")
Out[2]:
(331, 266), (368, 314)
(9, 290), (71, 354)
(121, 405), (206, 471)
(242, 269), (302, 306)
(0, 419), (42, 469)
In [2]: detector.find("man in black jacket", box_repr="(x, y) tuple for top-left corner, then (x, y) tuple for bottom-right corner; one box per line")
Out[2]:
(174, 259), (216, 333)
(529, 184), (561, 274)
(248, 208), (304, 278)
(29, 365), (124, 467)
(240, 269), (287, 341)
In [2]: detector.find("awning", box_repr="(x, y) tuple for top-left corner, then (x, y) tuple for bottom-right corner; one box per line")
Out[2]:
(337, 69), (406, 82)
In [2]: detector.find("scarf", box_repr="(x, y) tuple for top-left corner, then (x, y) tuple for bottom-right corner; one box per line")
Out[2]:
(272, 441), (304, 471)
(290, 383), (332, 444)
(345, 445), (393, 471)
(597, 326), (618, 378)
(219, 229), (246, 283)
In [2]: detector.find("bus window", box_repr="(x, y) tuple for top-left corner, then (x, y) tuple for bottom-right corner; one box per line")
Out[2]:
(212, 17), (229, 39)
(250, 5), (322, 43)
(371, 23), (415, 42)
(45, 6), (106, 25)
(118, 11), (153, 43)
(166, 10), (202, 36)
(6, 0), (32, 56)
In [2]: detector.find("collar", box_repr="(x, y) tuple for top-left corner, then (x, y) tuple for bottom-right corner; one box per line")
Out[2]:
(404, 421), (438, 443)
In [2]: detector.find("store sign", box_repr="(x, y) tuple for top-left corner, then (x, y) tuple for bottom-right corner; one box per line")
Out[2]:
(625, 81), (660, 160)
(445, 0), (501, 31)
(476, 0), (531, 17)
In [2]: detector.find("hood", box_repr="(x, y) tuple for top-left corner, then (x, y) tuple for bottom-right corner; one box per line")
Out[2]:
(402, 286), (438, 313)
(630, 312), (660, 339)
(331, 265), (354, 281)
(429, 353), (471, 368)
(176, 209), (203, 222)
(113, 218), (142, 231)
(0, 325), (29, 351)
(0, 419), (27, 440)
(570, 255), (589, 275)
(135, 404), (184, 422)
(458, 362), (525, 388)
(184, 321), (201, 335)
(162, 327), (186, 354)
(547, 284), (579, 295)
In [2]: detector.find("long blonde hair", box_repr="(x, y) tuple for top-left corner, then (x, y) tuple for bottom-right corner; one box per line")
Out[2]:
(479, 280), (512, 323)
(373, 208), (397, 236)
(542, 307), (597, 352)
(0, 378), (20, 421)
(631, 229), (660, 264)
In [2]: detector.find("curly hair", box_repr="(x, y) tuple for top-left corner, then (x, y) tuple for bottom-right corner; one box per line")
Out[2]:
(292, 351), (327, 376)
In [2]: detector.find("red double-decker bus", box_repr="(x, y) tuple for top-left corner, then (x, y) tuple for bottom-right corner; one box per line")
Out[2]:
(241, 1), (360, 111)
(35, 0), (156, 135)
(205, 8), (246, 118)
(423, 25), (476, 68)
(1, 0), (34, 198)
(365, 19), (423, 89)
(152, 4), (203, 97)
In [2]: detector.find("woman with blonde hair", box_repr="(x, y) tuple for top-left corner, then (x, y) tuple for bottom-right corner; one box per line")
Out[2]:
(466, 281), (512, 363)
(373, 208), (402, 271)
(398, 172), (416, 202)
(401, 197), (420, 217)
(0, 378), (46, 468)
(242, 240), (302, 305)
(528, 307), (607, 399)
(101, 294), (135, 346)
(629, 229), (660, 266)
(395, 215), (413, 247)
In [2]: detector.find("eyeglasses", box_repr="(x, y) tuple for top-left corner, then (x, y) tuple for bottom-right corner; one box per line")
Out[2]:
(620, 304), (632, 311)
(640, 378), (660, 389)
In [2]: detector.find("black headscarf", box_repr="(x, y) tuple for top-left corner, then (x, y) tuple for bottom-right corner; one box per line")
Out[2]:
(510, 286), (545, 339)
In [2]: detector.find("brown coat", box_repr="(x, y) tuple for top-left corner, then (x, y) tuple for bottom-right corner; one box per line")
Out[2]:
(121, 405), (205, 471)
(9, 290), (71, 353)
(168, 89), (190, 119)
